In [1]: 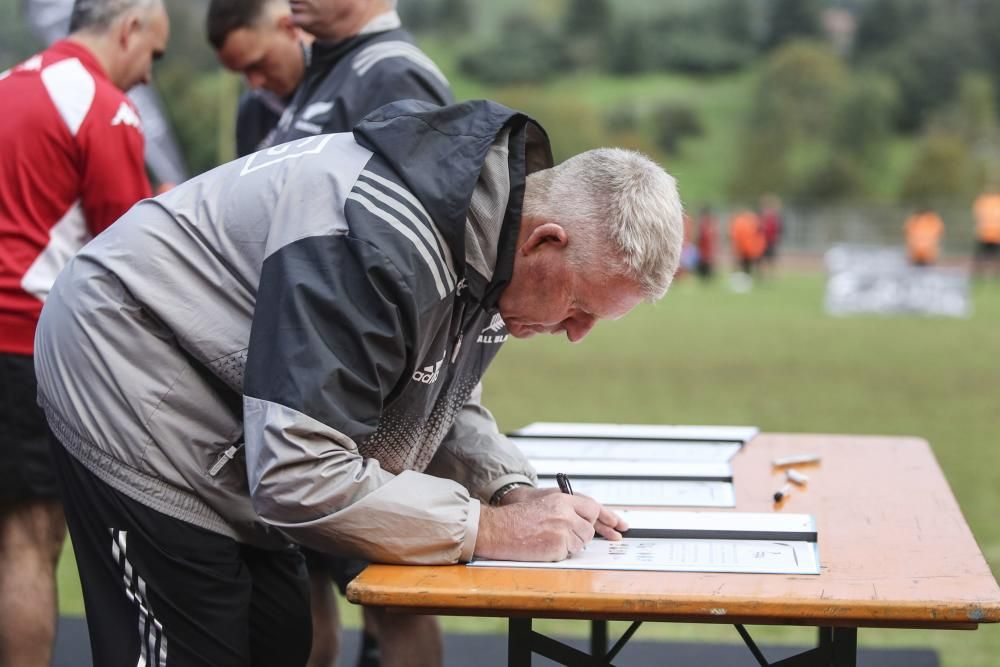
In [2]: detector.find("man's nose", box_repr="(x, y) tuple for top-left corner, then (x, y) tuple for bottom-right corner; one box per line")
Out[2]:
(564, 317), (596, 343)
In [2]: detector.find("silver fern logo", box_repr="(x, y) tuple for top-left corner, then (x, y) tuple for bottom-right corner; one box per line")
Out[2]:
(482, 313), (505, 333)
(477, 314), (508, 344)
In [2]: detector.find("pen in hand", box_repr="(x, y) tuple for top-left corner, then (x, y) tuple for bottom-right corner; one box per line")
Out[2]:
(556, 472), (628, 542)
(556, 472), (574, 495)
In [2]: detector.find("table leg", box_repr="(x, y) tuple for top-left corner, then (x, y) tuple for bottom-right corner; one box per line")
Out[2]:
(590, 620), (607, 658)
(817, 626), (832, 652)
(746, 626), (858, 667)
(508, 618), (532, 667)
(830, 628), (857, 667)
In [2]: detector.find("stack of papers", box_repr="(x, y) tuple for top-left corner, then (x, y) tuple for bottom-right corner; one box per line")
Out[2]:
(528, 457), (735, 507)
(511, 422), (758, 508)
(511, 437), (741, 464)
(485, 423), (821, 575)
(510, 422), (760, 443)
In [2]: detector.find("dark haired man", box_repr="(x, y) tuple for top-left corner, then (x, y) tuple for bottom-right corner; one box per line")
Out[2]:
(207, 0), (314, 156)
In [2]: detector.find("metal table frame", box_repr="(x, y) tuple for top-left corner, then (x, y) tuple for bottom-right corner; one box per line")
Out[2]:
(507, 619), (858, 667)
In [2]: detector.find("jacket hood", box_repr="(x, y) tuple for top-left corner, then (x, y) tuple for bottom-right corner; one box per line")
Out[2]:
(353, 99), (553, 283)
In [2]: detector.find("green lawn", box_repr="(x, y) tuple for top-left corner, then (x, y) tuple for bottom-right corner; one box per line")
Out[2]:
(57, 270), (1000, 665)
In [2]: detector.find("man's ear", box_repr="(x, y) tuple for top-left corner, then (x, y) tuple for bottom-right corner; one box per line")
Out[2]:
(521, 222), (568, 256)
(276, 13), (297, 38)
(119, 12), (143, 50)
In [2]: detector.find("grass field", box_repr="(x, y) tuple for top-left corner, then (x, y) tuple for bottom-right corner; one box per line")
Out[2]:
(56, 269), (1000, 665)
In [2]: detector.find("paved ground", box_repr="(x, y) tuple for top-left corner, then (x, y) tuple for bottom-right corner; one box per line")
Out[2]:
(54, 617), (938, 666)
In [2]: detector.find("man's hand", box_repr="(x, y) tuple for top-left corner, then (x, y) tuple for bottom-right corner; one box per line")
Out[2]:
(475, 486), (628, 562)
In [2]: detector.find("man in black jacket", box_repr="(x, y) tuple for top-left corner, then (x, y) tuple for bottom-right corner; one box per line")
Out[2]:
(207, 2), (454, 664)
(272, 0), (452, 144)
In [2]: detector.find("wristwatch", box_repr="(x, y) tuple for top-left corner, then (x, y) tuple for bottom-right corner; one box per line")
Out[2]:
(489, 481), (531, 506)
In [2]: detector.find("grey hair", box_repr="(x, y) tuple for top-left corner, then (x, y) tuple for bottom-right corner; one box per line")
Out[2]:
(522, 148), (684, 301)
(69, 0), (162, 33)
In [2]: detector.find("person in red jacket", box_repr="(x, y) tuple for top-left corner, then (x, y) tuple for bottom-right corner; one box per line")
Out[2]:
(695, 206), (718, 281)
(0, 1), (168, 664)
(759, 193), (783, 276)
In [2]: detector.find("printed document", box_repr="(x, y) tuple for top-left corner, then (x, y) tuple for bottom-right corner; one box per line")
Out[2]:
(512, 437), (742, 463)
(470, 537), (819, 575)
(470, 511), (820, 574)
(540, 477), (736, 507)
(511, 422), (759, 444)
(532, 459), (731, 481)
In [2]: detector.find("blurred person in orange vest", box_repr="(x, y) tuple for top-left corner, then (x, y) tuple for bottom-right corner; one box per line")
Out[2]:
(904, 207), (945, 266)
(729, 208), (765, 275)
(695, 206), (718, 281)
(972, 189), (1000, 277)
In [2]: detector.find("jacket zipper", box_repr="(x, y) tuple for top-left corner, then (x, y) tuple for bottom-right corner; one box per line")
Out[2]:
(209, 443), (244, 477)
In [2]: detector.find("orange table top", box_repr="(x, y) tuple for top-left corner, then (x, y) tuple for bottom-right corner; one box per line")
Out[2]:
(347, 433), (1000, 629)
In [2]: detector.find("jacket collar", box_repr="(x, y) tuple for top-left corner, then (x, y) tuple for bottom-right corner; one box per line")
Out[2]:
(354, 100), (552, 310)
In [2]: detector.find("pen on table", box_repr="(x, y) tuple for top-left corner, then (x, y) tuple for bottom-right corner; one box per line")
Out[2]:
(556, 472), (574, 495)
(773, 482), (792, 503)
(785, 468), (809, 485)
(772, 453), (821, 467)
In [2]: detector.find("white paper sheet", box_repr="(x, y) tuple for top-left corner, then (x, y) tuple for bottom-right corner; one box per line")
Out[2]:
(511, 422), (759, 444)
(617, 510), (816, 536)
(512, 437), (742, 463)
(539, 477), (736, 507)
(532, 459), (731, 480)
(469, 537), (820, 575)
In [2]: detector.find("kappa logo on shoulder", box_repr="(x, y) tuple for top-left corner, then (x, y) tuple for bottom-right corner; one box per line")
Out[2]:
(111, 101), (141, 130)
(18, 55), (43, 72)
(477, 313), (508, 344)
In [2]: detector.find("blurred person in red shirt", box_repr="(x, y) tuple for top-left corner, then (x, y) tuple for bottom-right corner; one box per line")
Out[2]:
(695, 206), (718, 281)
(759, 193), (783, 275)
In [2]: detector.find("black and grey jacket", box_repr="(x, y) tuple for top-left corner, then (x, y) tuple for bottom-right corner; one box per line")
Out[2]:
(271, 13), (452, 144)
(35, 100), (552, 564)
(235, 89), (286, 157)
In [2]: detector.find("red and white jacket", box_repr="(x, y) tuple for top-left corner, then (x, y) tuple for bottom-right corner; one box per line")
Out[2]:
(0, 39), (151, 355)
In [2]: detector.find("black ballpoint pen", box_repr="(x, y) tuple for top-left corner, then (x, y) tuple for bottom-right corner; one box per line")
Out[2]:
(556, 472), (574, 495)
